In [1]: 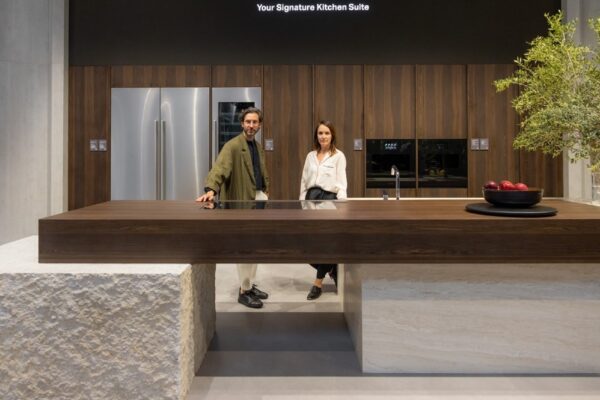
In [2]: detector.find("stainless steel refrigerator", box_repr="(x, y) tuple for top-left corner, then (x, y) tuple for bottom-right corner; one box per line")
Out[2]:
(111, 87), (261, 200)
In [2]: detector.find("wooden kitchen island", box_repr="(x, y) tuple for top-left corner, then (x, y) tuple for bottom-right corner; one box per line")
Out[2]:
(39, 199), (600, 264)
(37, 199), (600, 375)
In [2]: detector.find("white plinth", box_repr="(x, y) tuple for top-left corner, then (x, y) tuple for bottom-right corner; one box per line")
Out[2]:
(344, 263), (600, 374)
(0, 236), (215, 399)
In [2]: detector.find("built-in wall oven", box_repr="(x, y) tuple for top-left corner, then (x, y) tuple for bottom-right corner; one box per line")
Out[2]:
(366, 139), (416, 189)
(365, 138), (468, 190)
(418, 139), (468, 188)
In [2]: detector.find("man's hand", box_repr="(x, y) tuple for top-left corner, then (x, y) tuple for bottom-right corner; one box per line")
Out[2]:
(195, 190), (215, 202)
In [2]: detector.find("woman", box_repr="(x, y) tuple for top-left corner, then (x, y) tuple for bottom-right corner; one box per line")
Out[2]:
(299, 120), (347, 300)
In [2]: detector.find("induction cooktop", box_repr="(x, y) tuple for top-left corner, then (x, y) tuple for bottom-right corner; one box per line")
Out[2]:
(199, 200), (337, 210)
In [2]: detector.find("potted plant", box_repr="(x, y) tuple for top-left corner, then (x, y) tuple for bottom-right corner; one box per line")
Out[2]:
(494, 11), (600, 195)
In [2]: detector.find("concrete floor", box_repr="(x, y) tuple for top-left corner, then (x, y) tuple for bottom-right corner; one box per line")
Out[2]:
(214, 263), (342, 313)
(189, 264), (600, 399)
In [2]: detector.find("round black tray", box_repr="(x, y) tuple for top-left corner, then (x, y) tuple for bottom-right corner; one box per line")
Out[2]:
(465, 202), (557, 217)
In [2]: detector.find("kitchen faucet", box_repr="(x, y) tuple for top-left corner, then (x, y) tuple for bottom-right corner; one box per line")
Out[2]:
(390, 165), (400, 200)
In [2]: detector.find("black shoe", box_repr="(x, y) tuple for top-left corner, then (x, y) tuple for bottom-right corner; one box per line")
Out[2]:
(329, 265), (338, 287)
(238, 291), (263, 308)
(249, 284), (269, 300)
(307, 285), (322, 300)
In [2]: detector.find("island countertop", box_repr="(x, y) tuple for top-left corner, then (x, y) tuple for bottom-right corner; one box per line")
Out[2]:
(39, 199), (600, 264)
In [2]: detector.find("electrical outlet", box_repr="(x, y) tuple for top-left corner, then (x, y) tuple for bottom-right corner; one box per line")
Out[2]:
(354, 138), (363, 151)
(264, 138), (274, 151)
(479, 138), (489, 150)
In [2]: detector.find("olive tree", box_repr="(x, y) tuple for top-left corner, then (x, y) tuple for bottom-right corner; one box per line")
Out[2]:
(495, 11), (600, 171)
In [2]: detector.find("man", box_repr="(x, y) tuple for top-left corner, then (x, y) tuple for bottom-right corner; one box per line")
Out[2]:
(195, 107), (270, 308)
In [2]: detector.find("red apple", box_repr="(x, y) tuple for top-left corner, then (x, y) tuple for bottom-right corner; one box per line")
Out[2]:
(514, 182), (529, 191)
(499, 180), (516, 190)
(483, 180), (499, 190)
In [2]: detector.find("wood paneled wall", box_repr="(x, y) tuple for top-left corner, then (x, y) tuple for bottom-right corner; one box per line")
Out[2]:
(520, 151), (563, 196)
(111, 65), (211, 87)
(68, 63), (563, 208)
(263, 65), (313, 200)
(364, 65), (415, 139)
(417, 65), (467, 139)
(314, 65), (364, 198)
(68, 66), (110, 209)
(211, 65), (262, 87)
(467, 64), (562, 196)
(467, 64), (520, 195)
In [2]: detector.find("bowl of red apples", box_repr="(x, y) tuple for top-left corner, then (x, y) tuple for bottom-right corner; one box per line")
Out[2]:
(482, 180), (543, 207)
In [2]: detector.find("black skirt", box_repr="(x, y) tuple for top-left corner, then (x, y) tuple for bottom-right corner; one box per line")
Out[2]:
(305, 187), (337, 200)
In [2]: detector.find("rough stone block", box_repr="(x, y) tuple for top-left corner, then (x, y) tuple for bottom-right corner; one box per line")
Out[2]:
(0, 236), (215, 399)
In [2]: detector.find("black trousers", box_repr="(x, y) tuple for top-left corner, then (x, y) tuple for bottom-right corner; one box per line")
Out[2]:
(310, 264), (337, 279)
(306, 189), (338, 280)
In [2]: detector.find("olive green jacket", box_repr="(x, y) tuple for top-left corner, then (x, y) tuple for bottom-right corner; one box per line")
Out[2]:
(205, 133), (269, 201)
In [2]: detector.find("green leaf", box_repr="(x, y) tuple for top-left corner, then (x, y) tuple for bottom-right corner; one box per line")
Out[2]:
(494, 11), (600, 171)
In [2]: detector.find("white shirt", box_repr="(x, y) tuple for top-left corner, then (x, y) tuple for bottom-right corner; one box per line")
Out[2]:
(299, 150), (348, 200)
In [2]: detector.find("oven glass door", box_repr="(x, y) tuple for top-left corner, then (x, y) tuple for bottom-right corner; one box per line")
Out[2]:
(366, 139), (416, 188)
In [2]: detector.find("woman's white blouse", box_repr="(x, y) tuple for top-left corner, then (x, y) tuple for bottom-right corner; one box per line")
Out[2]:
(299, 150), (348, 200)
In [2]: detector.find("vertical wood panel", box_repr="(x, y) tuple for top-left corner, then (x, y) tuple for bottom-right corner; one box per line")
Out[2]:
(519, 151), (563, 196)
(416, 65), (467, 139)
(263, 65), (313, 200)
(111, 65), (211, 87)
(211, 65), (262, 87)
(364, 65), (415, 139)
(68, 66), (110, 210)
(314, 65), (364, 198)
(467, 64), (520, 196)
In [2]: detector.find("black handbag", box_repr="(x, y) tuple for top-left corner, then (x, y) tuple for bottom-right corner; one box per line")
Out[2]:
(305, 187), (338, 200)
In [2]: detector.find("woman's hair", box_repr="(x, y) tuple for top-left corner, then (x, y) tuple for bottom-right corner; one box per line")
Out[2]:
(313, 120), (337, 154)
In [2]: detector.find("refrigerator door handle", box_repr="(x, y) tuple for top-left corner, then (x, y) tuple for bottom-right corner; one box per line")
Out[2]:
(155, 120), (161, 200)
(212, 119), (218, 164)
(161, 120), (166, 200)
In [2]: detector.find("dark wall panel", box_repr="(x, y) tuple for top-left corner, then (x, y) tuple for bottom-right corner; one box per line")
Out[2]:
(314, 65), (364, 198)
(520, 152), (563, 197)
(69, 66), (110, 210)
(364, 65), (415, 139)
(70, 0), (560, 65)
(416, 65), (467, 139)
(211, 65), (263, 87)
(263, 65), (313, 200)
(467, 64), (520, 195)
(111, 65), (211, 87)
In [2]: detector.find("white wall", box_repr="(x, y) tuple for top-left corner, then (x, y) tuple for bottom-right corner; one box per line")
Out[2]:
(0, 0), (67, 244)
(562, 0), (600, 202)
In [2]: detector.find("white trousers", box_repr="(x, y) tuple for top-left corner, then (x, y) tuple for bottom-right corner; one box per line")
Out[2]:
(237, 191), (268, 291)
(237, 263), (258, 291)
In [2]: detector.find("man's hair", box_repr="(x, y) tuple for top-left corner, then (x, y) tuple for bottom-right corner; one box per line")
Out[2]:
(239, 107), (263, 123)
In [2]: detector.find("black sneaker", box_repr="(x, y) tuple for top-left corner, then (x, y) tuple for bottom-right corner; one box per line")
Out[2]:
(307, 285), (322, 300)
(249, 284), (269, 300)
(238, 290), (263, 308)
